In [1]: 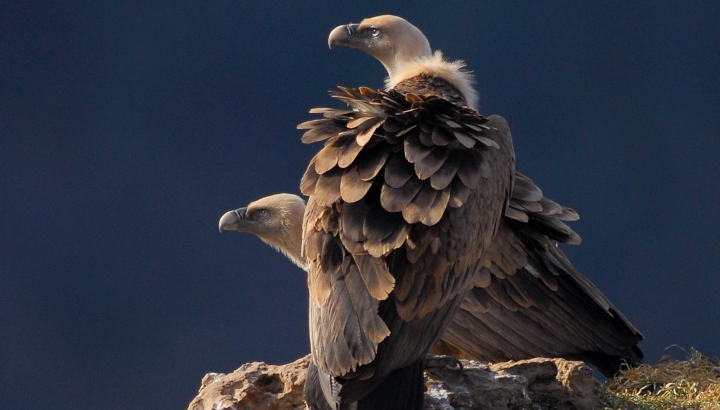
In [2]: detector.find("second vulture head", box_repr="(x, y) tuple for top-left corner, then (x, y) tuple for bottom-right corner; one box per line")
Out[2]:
(218, 193), (307, 270)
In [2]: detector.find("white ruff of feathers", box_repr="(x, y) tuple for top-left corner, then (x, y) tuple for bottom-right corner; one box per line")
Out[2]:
(386, 51), (479, 111)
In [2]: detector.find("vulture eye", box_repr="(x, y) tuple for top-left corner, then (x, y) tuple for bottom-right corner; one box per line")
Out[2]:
(371, 28), (381, 37)
(260, 209), (269, 217)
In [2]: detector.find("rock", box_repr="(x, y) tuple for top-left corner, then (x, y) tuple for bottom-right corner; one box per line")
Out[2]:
(187, 356), (308, 410)
(188, 355), (599, 410)
(425, 357), (598, 410)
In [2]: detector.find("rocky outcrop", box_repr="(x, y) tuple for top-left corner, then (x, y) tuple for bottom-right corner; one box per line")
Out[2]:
(187, 357), (308, 410)
(188, 355), (600, 410)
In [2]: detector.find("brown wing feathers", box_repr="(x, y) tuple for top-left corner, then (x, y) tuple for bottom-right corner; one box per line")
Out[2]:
(506, 172), (581, 245)
(440, 210), (644, 375)
(300, 87), (509, 379)
(300, 87), (497, 254)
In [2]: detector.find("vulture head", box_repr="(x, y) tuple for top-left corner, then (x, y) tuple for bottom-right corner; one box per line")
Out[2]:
(328, 15), (431, 80)
(218, 193), (307, 270)
(328, 14), (478, 109)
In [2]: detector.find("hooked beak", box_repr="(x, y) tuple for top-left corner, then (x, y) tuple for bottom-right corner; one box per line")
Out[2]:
(328, 23), (360, 49)
(218, 207), (247, 233)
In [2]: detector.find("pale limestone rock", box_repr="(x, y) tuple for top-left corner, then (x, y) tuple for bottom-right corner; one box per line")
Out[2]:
(188, 355), (599, 410)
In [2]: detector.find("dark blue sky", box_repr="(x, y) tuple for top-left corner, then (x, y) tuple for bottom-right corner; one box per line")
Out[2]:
(2, 2), (718, 409)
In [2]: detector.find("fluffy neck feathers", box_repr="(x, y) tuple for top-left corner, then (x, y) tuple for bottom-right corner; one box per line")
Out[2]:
(256, 232), (307, 271)
(386, 51), (478, 110)
(249, 194), (307, 271)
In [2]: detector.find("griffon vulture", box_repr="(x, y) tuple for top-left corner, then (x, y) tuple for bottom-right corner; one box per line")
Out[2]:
(325, 14), (642, 375)
(296, 17), (517, 410)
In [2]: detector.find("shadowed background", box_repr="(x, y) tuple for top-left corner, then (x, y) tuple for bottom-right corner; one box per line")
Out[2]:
(1, 2), (718, 409)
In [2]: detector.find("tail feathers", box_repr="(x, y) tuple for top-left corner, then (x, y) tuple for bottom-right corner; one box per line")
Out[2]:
(305, 361), (356, 410)
(305, 361), (336, 410)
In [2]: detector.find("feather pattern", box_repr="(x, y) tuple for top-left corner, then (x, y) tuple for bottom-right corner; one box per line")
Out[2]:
(414, 146), (450, 180)
(380, 177), (423, 212)
(338, 138), (364, 168)
(301, 85), (515, 384)
(430, 150), (461, 190)
(384, 151), (416, 188)
(403, 133), (436, 164)
(340, 165), (373, 203)
(356, 144), (390, 181)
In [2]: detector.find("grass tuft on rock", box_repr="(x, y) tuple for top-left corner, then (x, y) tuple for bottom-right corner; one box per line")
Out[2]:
(599, 348), (720, 410)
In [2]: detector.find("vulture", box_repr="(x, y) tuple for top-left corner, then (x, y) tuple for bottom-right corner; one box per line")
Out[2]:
(298, 15), (517, 410)
(324, 14), (642, 375)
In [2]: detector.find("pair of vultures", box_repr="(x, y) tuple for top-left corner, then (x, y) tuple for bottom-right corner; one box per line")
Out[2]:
(219, 15), (643, 410)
